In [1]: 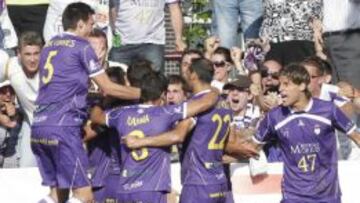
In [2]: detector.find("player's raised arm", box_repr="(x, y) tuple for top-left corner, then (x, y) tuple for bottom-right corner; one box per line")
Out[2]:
(123, 118), (194, 149)
(93, 72), (140, 100)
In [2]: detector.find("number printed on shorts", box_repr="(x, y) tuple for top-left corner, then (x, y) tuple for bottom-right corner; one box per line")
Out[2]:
(208, 114), (231, 150)
(42, 50), (58, 84)
(129, 130), (149, 161)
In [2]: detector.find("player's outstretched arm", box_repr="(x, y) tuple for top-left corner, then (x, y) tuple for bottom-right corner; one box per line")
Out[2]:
(123, 118), (194, 149)
(225, 126), (260, 159)
(90, 106), (106, 126)
(93, 72), (140, 100)
(186, 88), (219, 118)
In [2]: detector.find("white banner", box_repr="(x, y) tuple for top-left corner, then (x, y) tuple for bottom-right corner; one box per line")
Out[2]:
(0, 161), (359, 202)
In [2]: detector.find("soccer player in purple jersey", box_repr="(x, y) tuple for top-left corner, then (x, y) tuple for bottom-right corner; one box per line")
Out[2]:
(31, 3), (140, 203)
(124, 58), (237, 203)
(85, 67), (128, 203)
(244, 64), (360, 203)
(90, 71), (219, 203)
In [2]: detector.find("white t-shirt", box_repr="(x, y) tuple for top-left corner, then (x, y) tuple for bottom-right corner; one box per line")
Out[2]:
(115, 0), (178, 45)
(0, 50), (9, 82)
(0, 2), (17, 49)
(5, 57), (39, 124)
(43, 0), (108, 42)
(323, 0), (360, 32)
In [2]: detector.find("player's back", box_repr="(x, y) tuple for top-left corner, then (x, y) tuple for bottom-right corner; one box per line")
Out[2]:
(181, 91), (232, 186)
(106, 103), (186, 193)
(33, 33), (102, 127)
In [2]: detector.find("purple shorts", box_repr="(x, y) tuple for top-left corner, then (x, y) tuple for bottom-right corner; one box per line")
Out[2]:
(118, 191), (167, 203)
(180, 183), (233, 203)
(281, 197), (341, 203)
(31, 126), (90, 189)
(93, 173), (120, 203)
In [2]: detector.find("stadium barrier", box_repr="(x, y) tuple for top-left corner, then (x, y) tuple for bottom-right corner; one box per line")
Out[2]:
(1, 161), (359, 202)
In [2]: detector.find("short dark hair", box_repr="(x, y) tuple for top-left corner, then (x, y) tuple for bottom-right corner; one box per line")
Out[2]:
(102, 67), (127, 108)
(214, 47), (232, 63)
(167, 74), (190, 93)
(301, 56), (332, 76)
(140, 73), (168, 102)
(189, 58), (214, 84)
(127, 59), (154, 88)
(62, 2), (95, 31)
(280, 63), (311, 98)
(181, 49), (203, 61)
(106, 67), (126, 86)
(18, 31), (43, 50)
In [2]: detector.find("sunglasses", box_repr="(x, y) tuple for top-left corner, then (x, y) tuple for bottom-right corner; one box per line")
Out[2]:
(213, 61), (226, 68)
(261, 70), (279, 79)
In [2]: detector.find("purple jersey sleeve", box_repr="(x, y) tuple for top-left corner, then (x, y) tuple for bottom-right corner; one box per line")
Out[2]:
(254, 112), (276, 144)
(160, 102), (187, 121)
(81, 44), (104, 77)
(106, 107), (123, 129)
(331, 104), (356, 135)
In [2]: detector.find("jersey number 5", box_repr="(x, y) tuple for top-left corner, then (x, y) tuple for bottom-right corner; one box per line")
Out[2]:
(42, 50), (58, 84)
(208, 114), (231, 150)
(129, 130), (149, 161)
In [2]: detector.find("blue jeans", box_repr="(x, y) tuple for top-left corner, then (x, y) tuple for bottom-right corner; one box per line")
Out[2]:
(212, 0), (263, 48)
(109, 43), (165, 73)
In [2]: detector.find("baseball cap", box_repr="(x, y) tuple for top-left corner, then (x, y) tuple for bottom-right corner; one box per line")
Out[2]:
(223, 75), (251, 91)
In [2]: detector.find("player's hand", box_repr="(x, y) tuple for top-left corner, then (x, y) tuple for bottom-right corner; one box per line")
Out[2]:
(122, 135), (143, 149)
(237, 139), (260, 159)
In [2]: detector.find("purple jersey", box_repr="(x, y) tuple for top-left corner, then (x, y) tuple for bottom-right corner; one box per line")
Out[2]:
(181, 90), (233, 186)
(33, 33), (103, 126)
(254, 98), (356, 202)
(87, 128), (120, 188)
(106, 103), (187, 193)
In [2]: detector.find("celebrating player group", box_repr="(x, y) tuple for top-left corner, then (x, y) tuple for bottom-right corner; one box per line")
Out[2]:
(30, 2), (360, 203)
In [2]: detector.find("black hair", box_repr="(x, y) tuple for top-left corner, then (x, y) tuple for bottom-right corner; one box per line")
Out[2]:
(181, 49), (203, 62)
(127, 59), (154, 88)
(301, 56), (333, 76)
(62, 2), (95, 31)
(167, 74), (190, 93)
(189, 58), (214, 84)
(214, 47), (232, 63)
(140, 73), (167, 103)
